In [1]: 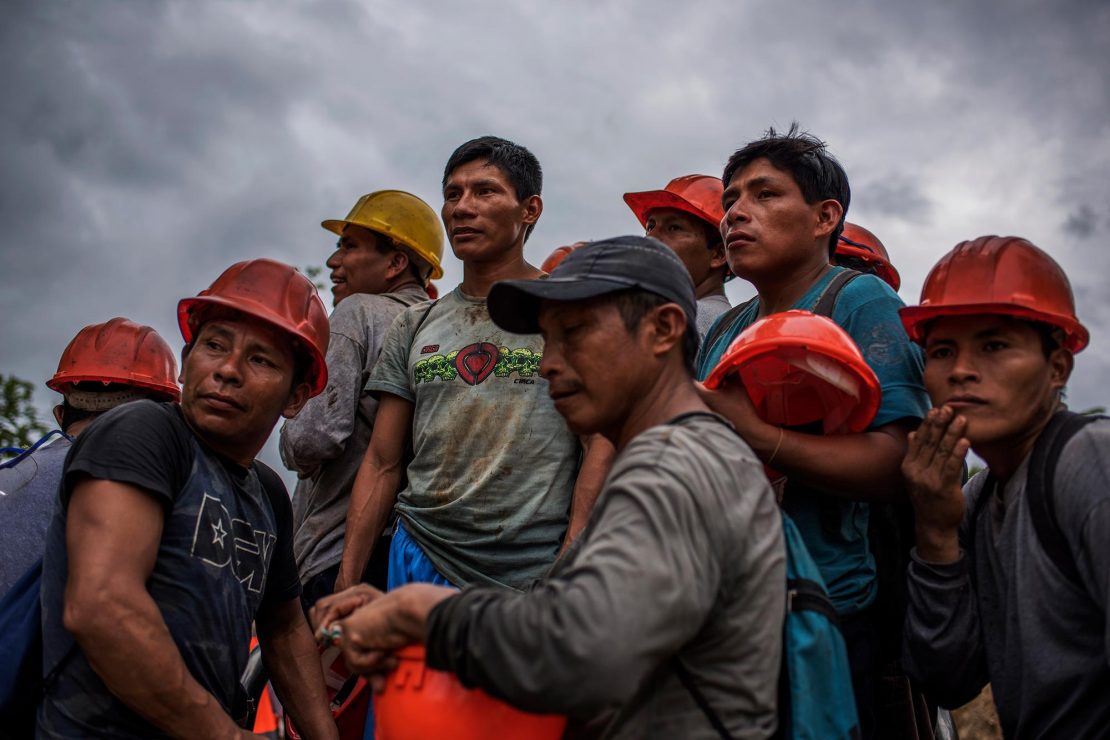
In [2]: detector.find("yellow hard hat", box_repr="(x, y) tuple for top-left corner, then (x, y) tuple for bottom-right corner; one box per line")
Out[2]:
(322, 190), (445, 280)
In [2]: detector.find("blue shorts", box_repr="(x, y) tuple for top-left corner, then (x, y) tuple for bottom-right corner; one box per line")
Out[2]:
(387, 520), (456, 590)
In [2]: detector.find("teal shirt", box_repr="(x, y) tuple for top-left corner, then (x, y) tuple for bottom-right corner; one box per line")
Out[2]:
(696, 267), (929, 613)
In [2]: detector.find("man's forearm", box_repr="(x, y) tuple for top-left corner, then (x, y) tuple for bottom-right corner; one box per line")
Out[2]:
(258, 599), (338, 740)
(67, 588), (243, 739)
(337, 454), (402, 587)
(563, 435), (615, 549)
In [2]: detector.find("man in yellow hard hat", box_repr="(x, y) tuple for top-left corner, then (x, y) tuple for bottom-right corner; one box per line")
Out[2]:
(280, 190), (443, 610)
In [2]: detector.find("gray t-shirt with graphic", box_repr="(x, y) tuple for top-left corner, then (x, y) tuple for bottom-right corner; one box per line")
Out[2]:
(366, 287), (580, 590)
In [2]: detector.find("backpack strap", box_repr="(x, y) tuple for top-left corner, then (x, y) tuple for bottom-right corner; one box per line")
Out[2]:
(811, 269), (862, 318)
(702, 298), (756, 356)
(1025, 410), (1102, 585)
(786, 578), (840, 627)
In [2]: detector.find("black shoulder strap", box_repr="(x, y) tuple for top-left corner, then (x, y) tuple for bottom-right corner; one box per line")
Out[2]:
(703, 297), (756, 355)
(1025, 410), (1102, 585)
(674, 658), (734, 740)
(811, 269), (862, 318)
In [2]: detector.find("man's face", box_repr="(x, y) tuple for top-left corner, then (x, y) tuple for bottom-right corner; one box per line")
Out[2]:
(326, 224), (397, 306)
(180, 315), (310, 464)
(644, 208), (723, 287)
(442, 159), (539, 264)
(538, 297), (646, 439)
(720, 158), (833, 281)
(923, 315), (1069, 450)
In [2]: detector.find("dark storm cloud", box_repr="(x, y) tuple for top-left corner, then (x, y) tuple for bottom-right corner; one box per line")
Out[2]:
(2, 0), (1109, 474)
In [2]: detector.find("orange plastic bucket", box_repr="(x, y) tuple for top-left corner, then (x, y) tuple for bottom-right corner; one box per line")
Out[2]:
(374, 645), (567, 740)
(704, 310), (881, 435)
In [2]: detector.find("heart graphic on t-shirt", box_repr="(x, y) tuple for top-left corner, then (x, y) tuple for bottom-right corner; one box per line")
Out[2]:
(454, 342), (500, 385)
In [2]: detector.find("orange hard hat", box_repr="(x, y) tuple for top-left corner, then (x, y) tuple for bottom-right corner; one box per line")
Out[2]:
(374, 645), (566, 740)
(177, 259), (330, 396)
(46, 317), (180, 401)
(540, 242), (588, 274)
(623, 174), (725, 232)
(285, 645), (370, 740)
(835, 223), (901, 291)
(703, 310), (881, 435)
(900, 235), (1088, 353)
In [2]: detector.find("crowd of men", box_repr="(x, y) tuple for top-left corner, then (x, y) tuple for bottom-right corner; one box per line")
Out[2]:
(0, 126), (1105, 740)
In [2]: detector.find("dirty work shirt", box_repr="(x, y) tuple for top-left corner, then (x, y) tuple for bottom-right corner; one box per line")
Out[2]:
(280, 283), (428, 583)
(696, 267), (929, 614)
(696, 291), (732, 341)
(38, 401), (300, 739)
(904, 419), (1110, 739)
(427, 413), (784, 739)
(366, 287), (580, 590)
(0, 433), (70, 597)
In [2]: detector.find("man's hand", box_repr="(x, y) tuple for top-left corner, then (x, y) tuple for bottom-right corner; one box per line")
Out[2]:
(310, 584), (384, 640)
(902, 406), (970, 563)
(336, 584), (455, 690)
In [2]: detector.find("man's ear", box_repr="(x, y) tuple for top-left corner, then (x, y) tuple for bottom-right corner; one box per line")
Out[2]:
(521, 195), (543, 226)
(1048, 348), (1075, 393)
(281, 382), (313, 420)
(53, 404), (65, 428)
(708, 240), (728, 271)
(387, 249), (410, 281)
(813, 199), (844, 242)
(647, 304), (687, 358)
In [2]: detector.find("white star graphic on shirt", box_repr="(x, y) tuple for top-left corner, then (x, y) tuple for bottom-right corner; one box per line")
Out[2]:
(211, 519), (227, 547)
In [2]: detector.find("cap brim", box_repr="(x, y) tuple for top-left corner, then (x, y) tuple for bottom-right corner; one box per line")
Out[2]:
(623, 190), (714, 229)
(488, 277), (636, 334)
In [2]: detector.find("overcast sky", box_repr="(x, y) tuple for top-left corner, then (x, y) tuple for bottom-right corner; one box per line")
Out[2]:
(2, 0), (1107, 480)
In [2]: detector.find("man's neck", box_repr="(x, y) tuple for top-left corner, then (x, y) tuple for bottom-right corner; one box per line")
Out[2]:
(693, 274), (727, 301)
(383, 275), (422, 295)
(610, 363), (709, 452)
(752, 257), (832, 317)
(460, 248), (540, 297)
(974, 402), (1061, 482)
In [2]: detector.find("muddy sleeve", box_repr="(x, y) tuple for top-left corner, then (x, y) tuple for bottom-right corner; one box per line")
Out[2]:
(425, 464), (719, 717)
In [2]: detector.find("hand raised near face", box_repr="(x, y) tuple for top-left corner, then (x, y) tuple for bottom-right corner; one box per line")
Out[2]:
(902, 406), (970, 563)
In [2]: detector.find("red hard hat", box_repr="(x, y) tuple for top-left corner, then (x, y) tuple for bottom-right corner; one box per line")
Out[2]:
(46, 317), (180, 401)
(374, 645), (566, 740)
(623, 174), (725, 232)
(900, 235), (1088, 353)
(285, 645), (371, 740)
(836, 223), (901, 291)
(177, 259), (330, 396)
(703, 310), (881, 435)
(541, 242), (586, 274)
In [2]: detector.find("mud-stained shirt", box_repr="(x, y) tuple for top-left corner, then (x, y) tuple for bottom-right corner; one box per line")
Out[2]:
(366, 287), (580, 590)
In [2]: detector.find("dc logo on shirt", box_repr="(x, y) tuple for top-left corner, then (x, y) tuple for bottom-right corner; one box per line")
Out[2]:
(190, 493), (276, 594)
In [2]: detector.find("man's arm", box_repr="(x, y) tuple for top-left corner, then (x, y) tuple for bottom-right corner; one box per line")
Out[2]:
(63, 479), (252, 739)
(280, 318), (366, 475)
(698, 381), (913, 501)
(334, 393), (413, 592)
(562, 434), (615, 550)
(256, 598), (338, 740)
(900, 407), (988, 707)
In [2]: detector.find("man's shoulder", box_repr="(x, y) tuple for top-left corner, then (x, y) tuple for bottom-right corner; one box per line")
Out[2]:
(618, 414), (753, 483)
(84, 399), (185, 438)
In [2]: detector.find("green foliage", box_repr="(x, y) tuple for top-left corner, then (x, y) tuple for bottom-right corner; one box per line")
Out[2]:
(0, 374), (50, 454)
(1079, 405), (1106, 416)
(304, 265), (326, 291)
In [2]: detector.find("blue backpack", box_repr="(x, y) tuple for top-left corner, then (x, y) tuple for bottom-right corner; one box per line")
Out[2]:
(675, 512), (860, 740)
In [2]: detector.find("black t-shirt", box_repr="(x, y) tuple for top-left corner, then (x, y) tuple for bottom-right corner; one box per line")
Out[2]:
(38, 400), (300, 738)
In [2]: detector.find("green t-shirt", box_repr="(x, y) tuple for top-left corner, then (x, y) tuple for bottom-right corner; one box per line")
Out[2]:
(367, 287), (580, 590)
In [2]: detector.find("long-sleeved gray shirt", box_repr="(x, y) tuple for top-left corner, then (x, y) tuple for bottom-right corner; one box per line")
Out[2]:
(279, 283), (427, 582)
(903, 419), (1110, 739)
(426, 413), (785, 739)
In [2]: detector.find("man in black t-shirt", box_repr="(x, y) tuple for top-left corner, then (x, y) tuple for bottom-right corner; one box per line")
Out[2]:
(38, 259), (340, 739)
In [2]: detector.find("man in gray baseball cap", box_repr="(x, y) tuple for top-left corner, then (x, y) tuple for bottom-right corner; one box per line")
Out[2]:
(311, 235), (786, 739)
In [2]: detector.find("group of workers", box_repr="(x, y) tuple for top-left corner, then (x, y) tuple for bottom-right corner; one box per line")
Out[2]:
(0, 126), (1105, 740)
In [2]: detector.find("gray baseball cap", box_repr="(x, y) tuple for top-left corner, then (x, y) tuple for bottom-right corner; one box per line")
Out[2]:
(488, 235), (697, 334)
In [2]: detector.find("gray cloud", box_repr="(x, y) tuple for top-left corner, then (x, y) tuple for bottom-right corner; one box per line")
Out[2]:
(2, 0), (1109, 479)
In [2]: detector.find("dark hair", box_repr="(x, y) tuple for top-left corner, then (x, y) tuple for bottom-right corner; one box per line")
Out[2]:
(368, 231), (431, 284)
(722, 122), (850, 257)
(442, 136), (543, 242)
(605, 288), (699, 376)
(58, 401), (101, 432)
